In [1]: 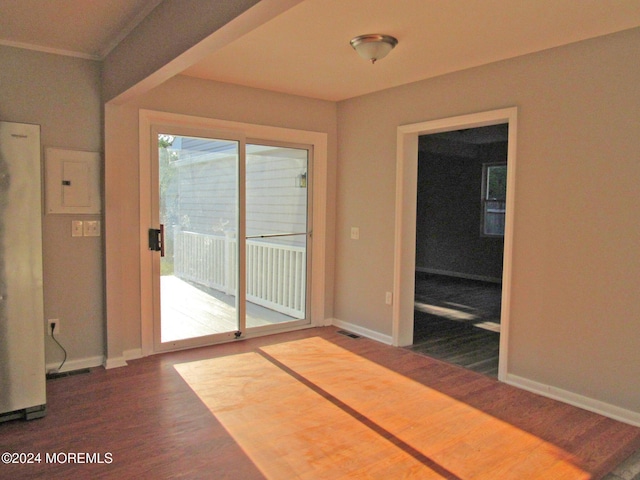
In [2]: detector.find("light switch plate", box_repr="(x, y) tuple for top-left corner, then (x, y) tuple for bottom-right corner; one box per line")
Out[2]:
(83, 220), (100, 237)
(72, 220), (83, 237)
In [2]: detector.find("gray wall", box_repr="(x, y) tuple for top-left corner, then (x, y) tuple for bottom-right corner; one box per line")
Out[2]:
(335, 27), (640, 415)
(0, 45), (104, 367)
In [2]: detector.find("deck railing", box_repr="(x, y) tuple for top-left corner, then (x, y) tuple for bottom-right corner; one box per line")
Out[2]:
(173, 230), (306, 318)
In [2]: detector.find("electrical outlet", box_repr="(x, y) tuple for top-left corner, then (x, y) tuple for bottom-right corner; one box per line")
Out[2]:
(385, 291), (393, 305)
(47, 319), (60, 335)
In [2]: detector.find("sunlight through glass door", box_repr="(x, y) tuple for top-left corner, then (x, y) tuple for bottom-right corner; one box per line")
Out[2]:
(244, 143), (311, 333)
(157, 133), (241, 347)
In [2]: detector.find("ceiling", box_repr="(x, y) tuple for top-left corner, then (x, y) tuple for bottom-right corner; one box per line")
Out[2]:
(2, 0), (640, 101)
(0, 0), (163, 59)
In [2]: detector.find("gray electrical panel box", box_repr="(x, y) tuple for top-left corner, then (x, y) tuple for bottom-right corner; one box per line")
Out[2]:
(45, 147), (101, 214)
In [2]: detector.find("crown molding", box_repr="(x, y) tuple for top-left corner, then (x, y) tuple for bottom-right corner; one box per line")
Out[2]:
(0, 39), (100, 61)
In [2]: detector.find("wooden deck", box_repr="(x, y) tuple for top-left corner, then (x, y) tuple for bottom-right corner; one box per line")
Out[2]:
(161, 275), (296, 342)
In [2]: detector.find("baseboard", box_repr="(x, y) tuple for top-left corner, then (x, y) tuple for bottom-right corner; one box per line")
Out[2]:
(46, 355), (104, 374)
(416, 267), (501, 284)
(103, 357), (127, 369)
(103, 348), (143, 370)
(506, 374), (640, 428)
(330, 318), (393, 345)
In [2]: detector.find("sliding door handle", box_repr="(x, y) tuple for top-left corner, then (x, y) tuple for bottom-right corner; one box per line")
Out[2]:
(148, 225), (165, 256)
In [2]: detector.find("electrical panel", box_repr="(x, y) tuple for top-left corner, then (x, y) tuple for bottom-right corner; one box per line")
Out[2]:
(45, 148), (101, 214)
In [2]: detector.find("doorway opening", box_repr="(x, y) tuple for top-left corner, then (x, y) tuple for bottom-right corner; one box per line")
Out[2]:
(410, 125), (508, 377)
(393, 107), (517, 381)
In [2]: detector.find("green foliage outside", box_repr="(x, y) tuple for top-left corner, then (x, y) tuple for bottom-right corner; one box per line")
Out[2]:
(159, 135), (177, 276)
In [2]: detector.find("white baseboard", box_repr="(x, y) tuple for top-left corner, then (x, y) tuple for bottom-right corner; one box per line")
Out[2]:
(103, 348), (144, 369)
(46, 355), (104, 373)
(506, 374), (640, 428)
(103, 357), (127, 369)
(330, 318), (393, 345)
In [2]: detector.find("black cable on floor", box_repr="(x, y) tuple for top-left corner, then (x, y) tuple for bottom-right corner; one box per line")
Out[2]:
(51, 328), (67, 372)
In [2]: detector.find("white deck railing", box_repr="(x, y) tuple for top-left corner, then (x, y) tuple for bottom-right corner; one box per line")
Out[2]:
(173, 230), (306, 318)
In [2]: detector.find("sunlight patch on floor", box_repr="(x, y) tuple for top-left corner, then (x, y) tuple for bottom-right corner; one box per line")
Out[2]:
(260, 337), (587, 479)
(175, 351), (445, 479)
(415, 301), (478, 321)
(473, 321), (501, 332)
(176, 337), (589, 479)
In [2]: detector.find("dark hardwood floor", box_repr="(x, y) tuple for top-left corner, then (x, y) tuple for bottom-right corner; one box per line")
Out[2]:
(1, 327), (639, 479)
(409, 273), (502, 377)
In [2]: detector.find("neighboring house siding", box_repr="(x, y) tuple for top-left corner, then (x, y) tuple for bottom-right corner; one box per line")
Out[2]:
(246, 154), (308, 243)
(163, 138), (308, 248)
(174, 156), (236, 233)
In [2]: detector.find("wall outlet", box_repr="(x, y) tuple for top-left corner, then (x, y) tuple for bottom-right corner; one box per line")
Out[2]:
(47, 319), (60, 335)
(350, 227), (360, 240)
(385, 291), (393, 305)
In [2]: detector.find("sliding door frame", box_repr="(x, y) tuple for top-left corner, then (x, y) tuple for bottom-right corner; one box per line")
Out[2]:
(150, 124), (246, 352)
(139, 110), (328, 356)
(244, 139), (314, 334)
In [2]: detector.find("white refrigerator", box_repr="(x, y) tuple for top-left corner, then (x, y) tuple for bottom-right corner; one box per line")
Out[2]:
(0, 121), (46, 421)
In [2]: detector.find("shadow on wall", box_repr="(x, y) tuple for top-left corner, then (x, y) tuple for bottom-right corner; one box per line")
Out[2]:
(0, 148), (10, 403)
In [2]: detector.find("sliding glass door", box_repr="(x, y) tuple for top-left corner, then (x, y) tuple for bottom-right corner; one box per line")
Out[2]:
(150, 129), (311, 351)
(244, 143), (310, 333)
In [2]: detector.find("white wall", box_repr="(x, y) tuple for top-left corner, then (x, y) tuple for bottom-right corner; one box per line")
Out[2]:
(0, 45), (104, 369)
(335, 28), (640, 416)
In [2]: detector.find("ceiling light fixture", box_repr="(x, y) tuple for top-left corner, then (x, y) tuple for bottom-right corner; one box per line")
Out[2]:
(350, 34), (398, 64)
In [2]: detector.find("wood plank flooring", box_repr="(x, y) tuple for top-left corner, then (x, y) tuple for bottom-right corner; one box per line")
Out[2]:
(259, 338), (589, 478)
(410, 274), (502, 377)
(176, 352), (440, 478)
(1, 327), (639, 479)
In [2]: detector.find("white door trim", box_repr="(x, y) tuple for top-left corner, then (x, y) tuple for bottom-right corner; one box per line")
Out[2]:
(393, 107), (518, 381)
(139, 109), (328, 356)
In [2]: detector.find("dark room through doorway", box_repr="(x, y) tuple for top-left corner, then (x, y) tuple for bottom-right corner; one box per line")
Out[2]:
(410, 124), (508, 377)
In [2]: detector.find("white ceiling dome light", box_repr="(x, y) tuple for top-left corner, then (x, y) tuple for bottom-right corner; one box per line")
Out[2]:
(350, 34), (398, 64)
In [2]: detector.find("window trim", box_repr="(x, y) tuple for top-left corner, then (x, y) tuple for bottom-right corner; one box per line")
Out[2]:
(481, 162), (507, 238)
